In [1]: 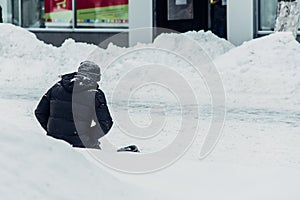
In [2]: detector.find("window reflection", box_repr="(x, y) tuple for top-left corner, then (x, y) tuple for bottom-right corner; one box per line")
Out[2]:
(259, 0), (300, 31)
(11, 0), (21, 25)
(76, 0), (128, 28)
(22, 0), (45, 28)
(19, 0), (129, 28)
(259, 0), (277, 30)
(44, 0), (72, 27)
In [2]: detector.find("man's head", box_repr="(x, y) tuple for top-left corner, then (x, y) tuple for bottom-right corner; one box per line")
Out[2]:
(77, 60), (101, 82)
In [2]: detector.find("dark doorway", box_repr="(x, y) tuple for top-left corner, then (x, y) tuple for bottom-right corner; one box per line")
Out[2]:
(154, 0), (209, 33)
(210, 0), (227, 39)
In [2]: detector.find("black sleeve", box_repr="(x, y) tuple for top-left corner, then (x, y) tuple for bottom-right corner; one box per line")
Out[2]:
(94, 90), (113, 136)
(34, 88), (51, 132)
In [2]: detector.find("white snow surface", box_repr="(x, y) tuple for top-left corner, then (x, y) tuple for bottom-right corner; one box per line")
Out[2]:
(0, 23), (300, 200)
(215, 32), (300, 109)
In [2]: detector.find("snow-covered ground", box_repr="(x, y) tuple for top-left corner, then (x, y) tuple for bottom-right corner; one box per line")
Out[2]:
(0, 23), (300, 199)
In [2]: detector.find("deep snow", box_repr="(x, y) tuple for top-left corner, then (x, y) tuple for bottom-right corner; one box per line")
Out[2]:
(0, 23), (300, 200)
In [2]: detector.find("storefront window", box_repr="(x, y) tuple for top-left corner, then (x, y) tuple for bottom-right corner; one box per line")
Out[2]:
(19, 0), (128, 29)
(21, 0), (72, 28)
(167, 0), (194, 21)
(259, 0), (300, 31)
(76, 0), (128, 28)
(259, 0), (277, 30)
(22, 0), (45, 28)
(0, 0), (20, 25)
(44, 0), (72, 28)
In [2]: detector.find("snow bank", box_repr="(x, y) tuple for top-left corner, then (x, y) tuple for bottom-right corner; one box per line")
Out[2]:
(0, 24), (232, 200)
(184, 30), (235, 58)
(1, 24), (300, 200)
(153, 30), (235, 59)
(3, 23), (299, 111)
(215, 32), (300, 109)
(0, 24), (99, 98)
(0, 99), (156, 200)
(0, 23), (233, 100)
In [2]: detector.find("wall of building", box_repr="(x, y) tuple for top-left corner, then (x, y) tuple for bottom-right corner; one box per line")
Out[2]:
(227, 0), (254, 46)
(32, 31), (128, 47)
(0, 0), (152, 47)
(129, 0), (153, 46)
(33, 0), (153, 47)
(7, 0), (296, 47)
(0, 0), (8, 22)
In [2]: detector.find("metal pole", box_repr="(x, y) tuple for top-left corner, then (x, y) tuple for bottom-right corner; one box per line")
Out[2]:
(72, 0), (76, 30)
(19, 0), (22, 26)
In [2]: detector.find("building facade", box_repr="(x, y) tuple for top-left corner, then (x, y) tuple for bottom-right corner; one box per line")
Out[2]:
(0, 0), (299, 46)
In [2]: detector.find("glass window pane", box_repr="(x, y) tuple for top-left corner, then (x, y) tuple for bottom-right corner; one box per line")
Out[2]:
(76, 0), (128, 28)
(22, 0), (44, 27)
(168, 0), (194, 21)
(44, 0), (72, 28)
(259, 0), (300, 31)
(1, 0), (20, 25)
(0, 0), (8, 23)
(0, 5), (2, 23)
(21, 0), (73, 28)
(259, 0), (277, 30)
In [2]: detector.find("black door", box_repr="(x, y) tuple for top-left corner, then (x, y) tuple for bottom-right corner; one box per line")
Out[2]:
(154, 0), (209, 33)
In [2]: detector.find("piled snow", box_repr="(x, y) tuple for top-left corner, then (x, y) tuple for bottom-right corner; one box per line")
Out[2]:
(0, 24), (231, 100)
(0, 98), (156, 200)
(0, 24), (98, 60)
(153, 30), (235, 59)
(0, 24), (99, 98)
(215, 32), (300, 109)
(0, 24), (235, 200)
(1, 23), (300, 199)
(184, 30), (235, 59)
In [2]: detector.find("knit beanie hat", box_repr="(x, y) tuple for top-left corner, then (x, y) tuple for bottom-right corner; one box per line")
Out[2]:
(77, 61), (101, 82)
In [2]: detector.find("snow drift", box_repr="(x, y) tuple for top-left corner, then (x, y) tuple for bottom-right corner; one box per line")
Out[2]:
(215, 32), (300, 109)
(0, 23), (300, 200)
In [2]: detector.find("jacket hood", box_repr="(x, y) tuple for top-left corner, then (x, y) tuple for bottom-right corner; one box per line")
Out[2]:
(60, 72), (76, 92)
(60, 72), (99, 93)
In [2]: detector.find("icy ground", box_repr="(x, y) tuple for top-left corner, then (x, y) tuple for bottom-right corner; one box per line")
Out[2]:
(0, 24), (300, 199)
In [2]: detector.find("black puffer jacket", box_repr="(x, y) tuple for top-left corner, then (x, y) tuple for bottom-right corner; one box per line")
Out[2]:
(35, 72), (113, 148)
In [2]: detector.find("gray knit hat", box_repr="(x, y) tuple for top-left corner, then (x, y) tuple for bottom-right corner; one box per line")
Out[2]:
(77, 60), (101, 82)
